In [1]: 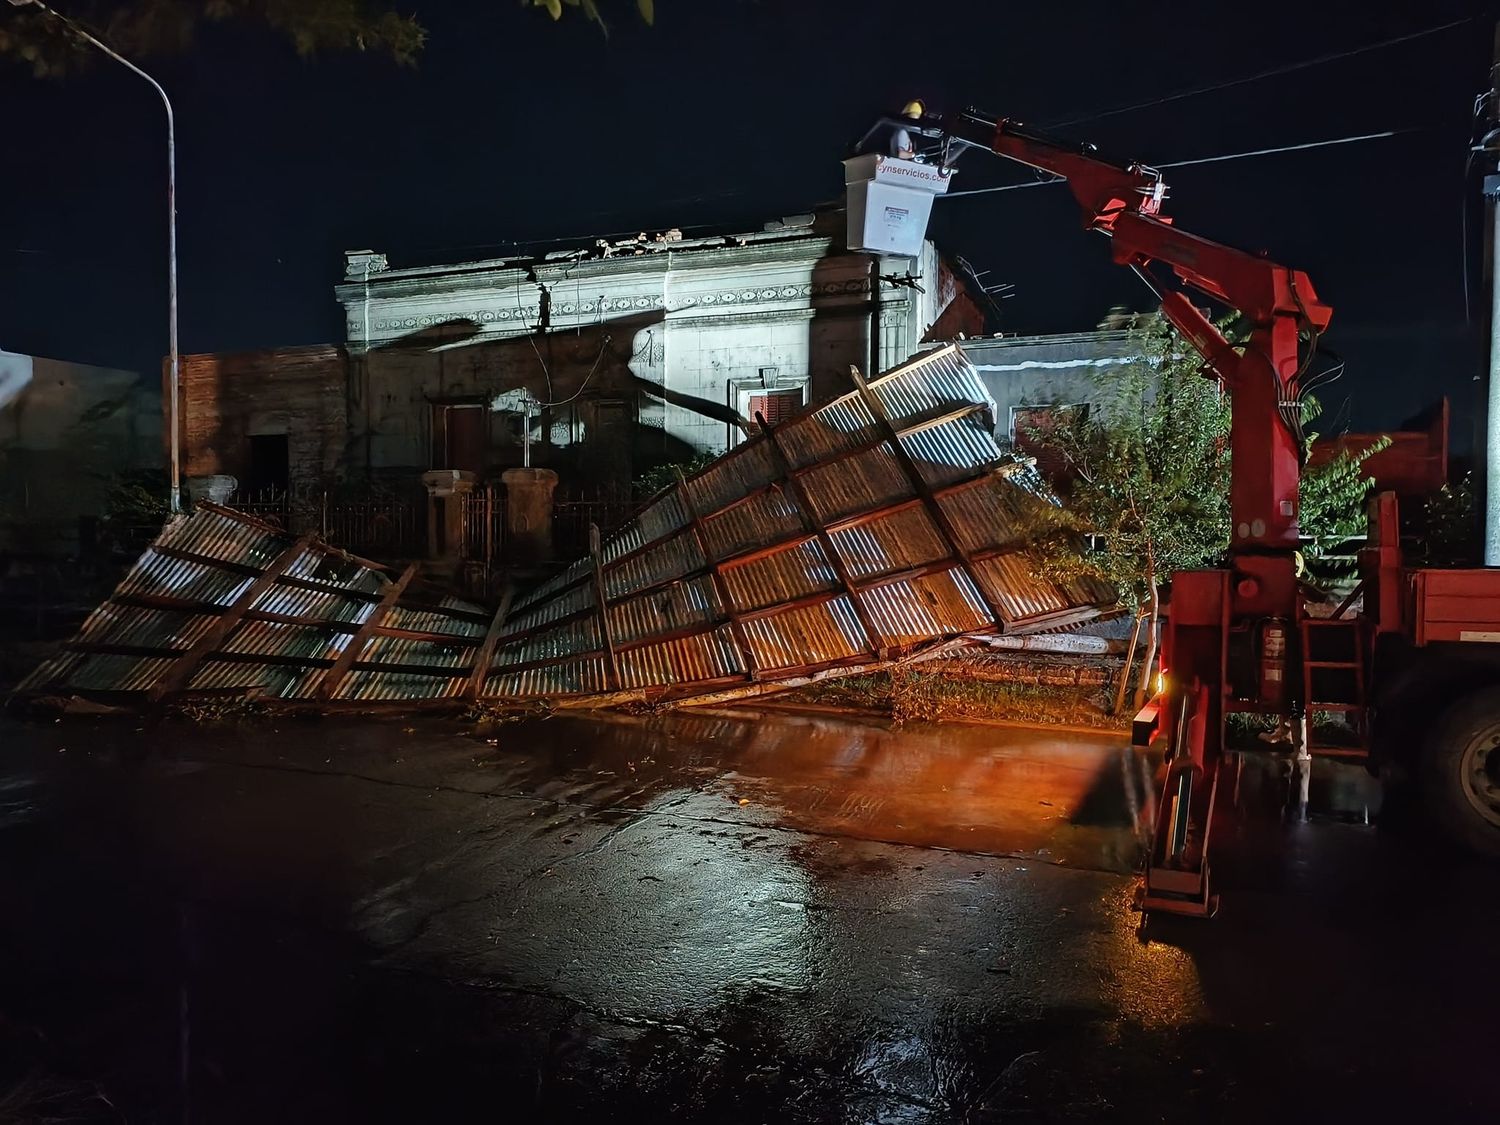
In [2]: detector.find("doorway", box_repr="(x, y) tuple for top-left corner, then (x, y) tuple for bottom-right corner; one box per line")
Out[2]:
(246, 433), (290, 494)
(431, 403), (488, 477)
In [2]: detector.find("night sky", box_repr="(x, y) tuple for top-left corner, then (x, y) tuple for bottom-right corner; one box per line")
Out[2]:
(2, 0), (1493, 447)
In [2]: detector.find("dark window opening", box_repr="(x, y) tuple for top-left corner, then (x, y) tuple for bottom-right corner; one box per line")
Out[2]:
(1012, 404), (1089, 486)
(246, 434), (289, 494)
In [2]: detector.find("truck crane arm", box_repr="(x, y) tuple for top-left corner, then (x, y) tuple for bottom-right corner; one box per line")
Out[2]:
(860, 106), (1338, 914)
(890, 106), (1333, 540)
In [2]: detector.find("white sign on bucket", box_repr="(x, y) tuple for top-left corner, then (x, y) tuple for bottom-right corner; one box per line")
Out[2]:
(843, 154), (953, 259)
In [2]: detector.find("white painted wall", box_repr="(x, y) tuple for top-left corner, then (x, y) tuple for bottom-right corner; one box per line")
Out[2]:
(336, 222), (946, 458)
(0, 350), (162, 553)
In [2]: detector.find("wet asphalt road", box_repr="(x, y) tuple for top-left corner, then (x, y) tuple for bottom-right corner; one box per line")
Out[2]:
(1, 706), (1497, 1123)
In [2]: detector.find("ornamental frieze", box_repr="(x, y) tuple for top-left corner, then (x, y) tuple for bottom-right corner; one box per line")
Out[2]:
(359, 278), (875, 336)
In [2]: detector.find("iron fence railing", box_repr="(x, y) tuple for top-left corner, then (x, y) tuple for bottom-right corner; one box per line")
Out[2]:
(212, 482), (642, 569)
(222, 485), (292, 529)
(323, 493), (425, 559)
(552, 496), (642, 561)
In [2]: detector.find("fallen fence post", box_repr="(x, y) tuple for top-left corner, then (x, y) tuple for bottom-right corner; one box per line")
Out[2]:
(466, 582), (515, 702)
(589, 523), (622, 690)
(316, 562), (419, 701)
(675, 466), (758, 680)
(847, 364), (1010, 632)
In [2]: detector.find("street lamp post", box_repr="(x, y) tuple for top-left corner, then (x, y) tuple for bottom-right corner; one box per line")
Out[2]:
(10, 0), (182, 513)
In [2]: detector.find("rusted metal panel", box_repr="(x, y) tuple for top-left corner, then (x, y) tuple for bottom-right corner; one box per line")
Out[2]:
(830, 506), (948, 582)
(482, 343), (1116, 704)
(604, 533), (707, 600)
(741, 597), (869, 670)
(721, 540), (837, 613)
(698, 489), (805, 561)
(609, 575), (721, 646)
(777, 397), (881, 468)
(857, 571), (992, 647)
(482, 655), (611, 698)
(797, 446), (913, 525)
(616, 627), (744, 689)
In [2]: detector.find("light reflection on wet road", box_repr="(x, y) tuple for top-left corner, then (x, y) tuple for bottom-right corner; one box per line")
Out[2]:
(0, 707), (1496, 1122)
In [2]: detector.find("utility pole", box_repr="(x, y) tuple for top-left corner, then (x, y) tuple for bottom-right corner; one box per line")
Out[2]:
(10, 0), (182, 514)
(1484, 21), (1500, 563)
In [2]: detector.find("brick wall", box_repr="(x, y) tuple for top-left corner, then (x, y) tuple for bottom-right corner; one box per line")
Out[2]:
(170, 345), (348, 484)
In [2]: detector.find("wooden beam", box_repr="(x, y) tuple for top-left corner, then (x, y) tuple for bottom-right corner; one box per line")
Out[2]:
(367, 626), (484, 646)
(149, 544), (384, 603)
(465, 583), (516, 701)
(675, 468), (757, 680)
(847, 365), (1010, 631)
(347, 660), (469, 678)
(149, 533), (316, 701)
(758, 411), (884, 659)
(316, 562), (419, 701)
(588, 523), (622, 690)
(195, 500), (395, 573)
(68, 642), (185, 659)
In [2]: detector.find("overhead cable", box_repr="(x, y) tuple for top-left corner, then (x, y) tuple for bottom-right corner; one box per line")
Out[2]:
(940, 129), (1411, 199)
(1045, 18), (1472, 129)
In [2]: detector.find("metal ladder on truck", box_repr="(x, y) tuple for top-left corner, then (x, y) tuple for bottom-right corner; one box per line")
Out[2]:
(1300, 615), (1368, 755)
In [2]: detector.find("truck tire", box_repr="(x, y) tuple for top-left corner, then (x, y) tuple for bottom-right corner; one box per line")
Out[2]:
(1424, 686), (1500, 859)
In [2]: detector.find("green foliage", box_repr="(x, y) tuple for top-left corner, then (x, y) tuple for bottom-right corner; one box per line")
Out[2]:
(526, 0), (654, 33)
(2, 0), (657, 76)
(1020, 312), (1231, 610)
(1419, 471), (1479, 567)
(1297, 436), (1389, 585)
(2, 0), (426, 75)
(1019, 313), (1393, 599)
(102, 469), (170, 525)
(632, 450), (719, 499)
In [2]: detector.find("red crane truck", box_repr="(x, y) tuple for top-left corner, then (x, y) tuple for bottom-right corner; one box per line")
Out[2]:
(851, 107), (1500, 915)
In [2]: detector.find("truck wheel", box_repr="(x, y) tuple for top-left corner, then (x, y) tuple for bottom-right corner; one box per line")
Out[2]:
(1424, 687), (1500, 859)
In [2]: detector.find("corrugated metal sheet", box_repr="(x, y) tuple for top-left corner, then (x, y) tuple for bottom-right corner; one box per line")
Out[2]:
(14, 503), (491, 709)
(616, 627), (744, 690)
(483, 343), (1116, 703)
(18, 345), (1115, 713)
(698, 489), (805, 561)
(830, 506), (947, 582)
(722, 540), (837, 613)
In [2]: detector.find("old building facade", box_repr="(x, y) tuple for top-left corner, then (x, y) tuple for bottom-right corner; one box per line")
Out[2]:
(173, 212), (981, 505)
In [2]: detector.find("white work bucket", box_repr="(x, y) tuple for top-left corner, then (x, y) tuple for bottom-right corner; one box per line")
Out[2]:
(843, 154), (952, 258)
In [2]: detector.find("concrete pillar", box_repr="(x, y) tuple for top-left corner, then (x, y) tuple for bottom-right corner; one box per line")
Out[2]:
(421, 469), (477, 563)
(501, 467), (558, 564)
(186, 474), (238, 506)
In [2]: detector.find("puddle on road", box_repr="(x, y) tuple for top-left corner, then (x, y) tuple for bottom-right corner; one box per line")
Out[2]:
(488, 707), (1152, 874)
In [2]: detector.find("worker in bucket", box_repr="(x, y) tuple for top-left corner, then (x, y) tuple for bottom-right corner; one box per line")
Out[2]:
(890, 99), (926, 160)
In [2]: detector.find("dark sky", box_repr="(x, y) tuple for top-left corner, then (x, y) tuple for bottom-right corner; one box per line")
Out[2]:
(2, 0), (1494, 446)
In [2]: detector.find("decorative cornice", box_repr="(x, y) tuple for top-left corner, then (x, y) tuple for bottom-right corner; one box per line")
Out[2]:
(349, 276), (910, 339)
(334, 235), (854, 306)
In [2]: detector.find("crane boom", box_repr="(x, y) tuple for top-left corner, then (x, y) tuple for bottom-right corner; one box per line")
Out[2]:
(858, 105), (1339, 914)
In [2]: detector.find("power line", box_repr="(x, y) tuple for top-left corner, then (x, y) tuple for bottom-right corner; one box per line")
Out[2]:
(1045, 17), (1473, 130)
(1162, 128), (1406, 168)
(939, 128), (1412, 199)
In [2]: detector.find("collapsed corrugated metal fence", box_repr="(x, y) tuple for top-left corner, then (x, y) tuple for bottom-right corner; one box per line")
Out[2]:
(16, 504), (495, 707)
(488, 344), (1115, 702)
(14, 345), (1115, 712)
